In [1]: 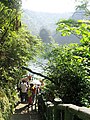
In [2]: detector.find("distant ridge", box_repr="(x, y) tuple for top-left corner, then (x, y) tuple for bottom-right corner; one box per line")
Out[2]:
(22, 9), (89, 45)
(22, 9), (73, 35)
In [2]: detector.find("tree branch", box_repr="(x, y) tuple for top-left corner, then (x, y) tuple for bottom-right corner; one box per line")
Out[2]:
(21, 66), (52, 81)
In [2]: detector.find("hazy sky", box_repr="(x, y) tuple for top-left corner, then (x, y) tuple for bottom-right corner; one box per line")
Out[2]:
(22, 0), (76, 13)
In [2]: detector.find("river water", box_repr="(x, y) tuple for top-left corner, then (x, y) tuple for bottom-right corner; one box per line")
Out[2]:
(27, 59), (48, 79)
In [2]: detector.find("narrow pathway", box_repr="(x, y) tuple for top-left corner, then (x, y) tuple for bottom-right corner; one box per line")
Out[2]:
(11, 102), (41, 120)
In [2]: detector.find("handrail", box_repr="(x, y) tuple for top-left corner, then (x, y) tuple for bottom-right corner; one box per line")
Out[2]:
(57, 104), (90, 120)
(38, 94), (90, 120)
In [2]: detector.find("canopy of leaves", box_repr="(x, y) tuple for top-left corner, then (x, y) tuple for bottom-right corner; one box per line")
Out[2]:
(0, 1), (43, 119)
(43, 19), (90, 106)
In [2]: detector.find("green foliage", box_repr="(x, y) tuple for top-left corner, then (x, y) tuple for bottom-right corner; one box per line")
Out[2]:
(0, 89), (11, 120)
(0, 1), (43, 120)
(0, 1), (22, 119)
(0, 0), (22, 10)
(43, 18), (90, 107)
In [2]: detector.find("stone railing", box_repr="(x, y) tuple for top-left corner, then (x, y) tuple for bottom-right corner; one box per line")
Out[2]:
(38, 94), (90, 120)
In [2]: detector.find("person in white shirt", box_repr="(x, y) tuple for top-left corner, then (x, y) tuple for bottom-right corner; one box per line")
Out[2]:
(20, 81), (28, 102)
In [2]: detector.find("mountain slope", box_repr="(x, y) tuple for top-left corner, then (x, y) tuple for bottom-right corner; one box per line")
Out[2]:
(22, 9), (73, 35)
(22, 9), (88, 44)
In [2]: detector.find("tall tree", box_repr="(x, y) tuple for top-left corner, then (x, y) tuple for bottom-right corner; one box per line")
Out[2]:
(42, 1), (90, 106)
(0, 1), (43, 119)
(75, 0), (90, 15)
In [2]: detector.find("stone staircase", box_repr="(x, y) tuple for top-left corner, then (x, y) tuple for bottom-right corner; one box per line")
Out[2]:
(11, 103), (41, 120)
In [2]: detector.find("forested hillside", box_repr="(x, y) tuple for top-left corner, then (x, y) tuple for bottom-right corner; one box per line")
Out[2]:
(22, 9), (79, 44)
(22, 8), (90, 45)
(22, 9), (72, 35)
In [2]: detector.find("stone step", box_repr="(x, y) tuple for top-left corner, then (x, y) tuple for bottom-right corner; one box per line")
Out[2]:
(11, 103), (41, 120)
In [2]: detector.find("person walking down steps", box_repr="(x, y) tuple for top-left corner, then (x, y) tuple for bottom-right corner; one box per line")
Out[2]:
(20, 80), (28, 102)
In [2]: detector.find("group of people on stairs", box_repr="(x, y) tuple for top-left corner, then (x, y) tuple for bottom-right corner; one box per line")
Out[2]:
(18, 75), (42, 107)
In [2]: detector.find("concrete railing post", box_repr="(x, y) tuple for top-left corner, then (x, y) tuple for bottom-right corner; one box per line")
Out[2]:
(38, 93), (42, 113)
(54, 98), (62, 120)
(46, 101), (54, 120)
(38, 94), (90, 120)
(64, 106), (74, 120)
